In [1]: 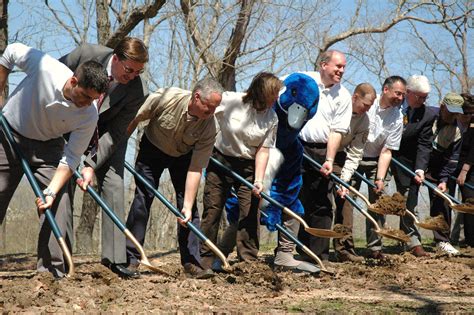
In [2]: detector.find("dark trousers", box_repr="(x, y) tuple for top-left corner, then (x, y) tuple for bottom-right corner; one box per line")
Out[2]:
(200, 150), (260, 267)
(125, 135), (200, 266)
(0, 127), (73, 277)
(391, 157), (422, 248)
(298, 144), (332, 260)
(460, 170), (474, 247)
(332, 152), (356, 255)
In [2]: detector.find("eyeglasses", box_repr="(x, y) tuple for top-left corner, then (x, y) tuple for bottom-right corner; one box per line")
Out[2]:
(409, 91), (429, 102)
(120, 60), (145, 75)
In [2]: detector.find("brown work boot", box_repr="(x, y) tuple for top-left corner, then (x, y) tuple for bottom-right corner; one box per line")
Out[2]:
(336, 251), (365, 263)
(183, 263), (215, 279)
(367, 250), (386, 260)
(410, 245), (429, 257)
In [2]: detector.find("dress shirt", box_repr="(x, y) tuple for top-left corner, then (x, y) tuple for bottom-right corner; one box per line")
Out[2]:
(0, 43), (97, 170)
(214, 91), (278, 160)
(363, 96), (403, 158)
(297, 71), (352, 143)
(135, 87), (217, 170)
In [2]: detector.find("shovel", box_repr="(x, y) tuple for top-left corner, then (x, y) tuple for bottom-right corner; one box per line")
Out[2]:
(260, 209), (334, 275)
(302, 154), (410, 243)
(351, 171), (449, 232)
(392, 158), (474, 214)
(124, 161), (231, 271)
(209, 157), (344, 239)
(73, 170), (169, 276)
(0, 114), (74, 276)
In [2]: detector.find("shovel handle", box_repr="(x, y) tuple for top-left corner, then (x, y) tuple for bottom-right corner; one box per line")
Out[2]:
(0, 114), (74, 276)
(209, 156), (303, 219)
(73, 170), (127, 232)
(391, 158), (461, 205)
(124, 161), (230, 270)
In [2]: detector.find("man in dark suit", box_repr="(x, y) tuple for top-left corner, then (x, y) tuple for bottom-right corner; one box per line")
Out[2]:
(392, 74), (436, 257)
(60, 37), (148, 278)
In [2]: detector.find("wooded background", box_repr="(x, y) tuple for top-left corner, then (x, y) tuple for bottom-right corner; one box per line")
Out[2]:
(0, 0), (472, 255)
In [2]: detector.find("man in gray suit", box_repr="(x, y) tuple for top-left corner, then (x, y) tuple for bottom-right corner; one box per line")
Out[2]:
(60, 37), (149, 278)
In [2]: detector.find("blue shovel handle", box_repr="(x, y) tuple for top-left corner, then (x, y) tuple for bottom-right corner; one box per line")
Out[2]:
(449, 175), (474, 190)
(391, 157), (461, 205)
(124, 161), (230, 270)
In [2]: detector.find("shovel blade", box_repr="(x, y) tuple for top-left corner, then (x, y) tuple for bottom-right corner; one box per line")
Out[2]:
(377, 229), (410, 243)
(305, 227), (344, 238)
(451, 203), (474, 214)
(139, 259), (171, 276)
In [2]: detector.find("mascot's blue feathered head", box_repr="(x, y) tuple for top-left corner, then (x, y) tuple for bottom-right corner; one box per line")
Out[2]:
(274, 72), (320, 149)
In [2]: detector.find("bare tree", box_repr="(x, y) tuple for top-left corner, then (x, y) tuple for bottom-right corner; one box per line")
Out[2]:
(407, 1), (472, 97)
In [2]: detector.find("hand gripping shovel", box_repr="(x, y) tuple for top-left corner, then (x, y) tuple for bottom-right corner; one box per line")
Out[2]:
(0, 114), (74, 276)
(73, 170), (169, 276)
(351, 170), (449, 232)
(392, 158), (474, 214)
(124, 161), (231, 271)
(303, 154), (410, 243)
(209, 157), (344, 239)
(449, 175), (474, 191)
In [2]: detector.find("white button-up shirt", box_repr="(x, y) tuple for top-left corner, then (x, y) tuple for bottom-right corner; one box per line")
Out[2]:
(0, 43), (98, 170)
(297, 71), (352, 143)
(363, 95), (403, 158)
(214, 91), (278, 159)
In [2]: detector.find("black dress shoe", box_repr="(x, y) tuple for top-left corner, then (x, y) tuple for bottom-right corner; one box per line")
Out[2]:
(103, 261), (140, 279)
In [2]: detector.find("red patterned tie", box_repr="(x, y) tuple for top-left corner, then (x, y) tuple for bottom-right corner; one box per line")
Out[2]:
(87, 76), (113, 157)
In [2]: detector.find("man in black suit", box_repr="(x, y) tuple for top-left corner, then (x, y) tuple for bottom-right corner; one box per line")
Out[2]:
(60, 37), (148, 278)
(392, 74), (436, 257)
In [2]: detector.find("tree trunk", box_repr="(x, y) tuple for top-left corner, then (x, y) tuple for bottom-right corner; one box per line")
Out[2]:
(95, 0), (111, 45)
(0, 0), (8, 99)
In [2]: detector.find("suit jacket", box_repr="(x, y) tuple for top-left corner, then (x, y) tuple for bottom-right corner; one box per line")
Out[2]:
(59, 44), (147, 170)
(394, 103), (437, 173)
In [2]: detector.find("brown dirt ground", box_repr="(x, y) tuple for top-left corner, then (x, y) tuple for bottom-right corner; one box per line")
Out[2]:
(0, 245), (473, 313)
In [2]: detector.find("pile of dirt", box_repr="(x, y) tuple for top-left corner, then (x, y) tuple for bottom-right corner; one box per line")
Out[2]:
(370, 192), (407, 215)
(378, 227), (410, 243)
(420, 214), (450, 232)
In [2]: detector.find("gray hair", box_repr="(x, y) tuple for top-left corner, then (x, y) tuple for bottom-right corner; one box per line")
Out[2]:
(407, 75), (431, 94)
(318, 49), (344, 69)
(192, 77), (224, 100)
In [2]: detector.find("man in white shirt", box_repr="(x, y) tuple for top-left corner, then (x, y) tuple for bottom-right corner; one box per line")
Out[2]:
(0, 43), (108, 277)
(297, 50), (352, 260)
(340, 76), (406, 260)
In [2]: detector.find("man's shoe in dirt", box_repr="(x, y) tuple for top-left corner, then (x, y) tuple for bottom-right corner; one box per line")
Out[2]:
(336, 251), (365, 263)
(436, 241), (460, 256)
(410, 245), (429, 257)
(102, 260), (140, 279)
(183, 263), (215, 279)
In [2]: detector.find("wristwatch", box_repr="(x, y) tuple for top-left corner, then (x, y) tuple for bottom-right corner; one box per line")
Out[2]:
(42, 187), (57, 200)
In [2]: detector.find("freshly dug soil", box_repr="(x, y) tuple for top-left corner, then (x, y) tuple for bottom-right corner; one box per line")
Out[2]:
(420, 214), (450, 232)
(1, 246), (472, 313)
(333, 224), (352, 236)
(370, 192), (407, 215)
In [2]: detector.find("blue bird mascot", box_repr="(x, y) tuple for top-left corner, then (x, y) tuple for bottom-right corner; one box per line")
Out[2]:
(219, 73), (320, 273)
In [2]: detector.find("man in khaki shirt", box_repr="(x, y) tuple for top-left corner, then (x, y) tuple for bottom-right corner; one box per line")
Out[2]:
(125, 77), (223, 279)
(332, 83), (375, 263)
